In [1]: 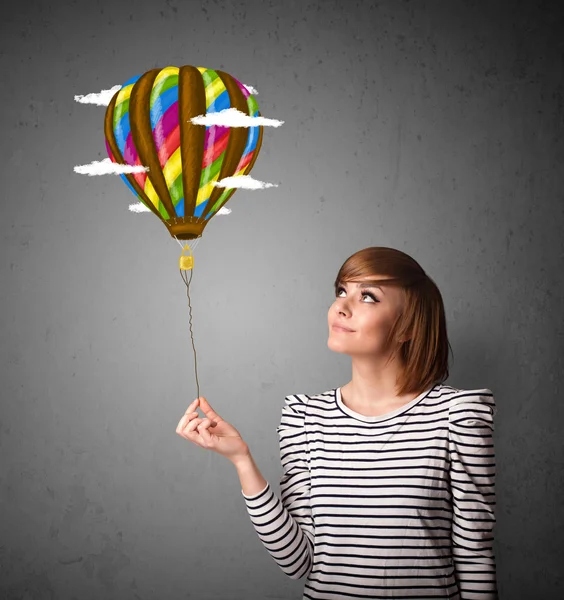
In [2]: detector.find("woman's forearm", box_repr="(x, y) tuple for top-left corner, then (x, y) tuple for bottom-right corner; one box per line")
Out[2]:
(231, 451), (268, 497)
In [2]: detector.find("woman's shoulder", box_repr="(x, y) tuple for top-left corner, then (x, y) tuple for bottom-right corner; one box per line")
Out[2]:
(279, 388), (337, 415)
(436, 384), (497, 418)
(436, 382), (493, 394)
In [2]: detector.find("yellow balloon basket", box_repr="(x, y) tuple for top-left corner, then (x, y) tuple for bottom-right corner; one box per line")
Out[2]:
(179, 244), (194, 271)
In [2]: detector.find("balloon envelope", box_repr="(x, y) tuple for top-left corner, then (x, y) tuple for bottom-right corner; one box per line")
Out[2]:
(104, 65), (264, 240)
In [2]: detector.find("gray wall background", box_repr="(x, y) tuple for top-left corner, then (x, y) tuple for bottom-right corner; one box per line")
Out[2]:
(1, 0), (563, 598)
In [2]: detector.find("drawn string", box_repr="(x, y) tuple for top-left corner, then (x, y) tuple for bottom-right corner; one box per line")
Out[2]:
(174, 235), (202, 403)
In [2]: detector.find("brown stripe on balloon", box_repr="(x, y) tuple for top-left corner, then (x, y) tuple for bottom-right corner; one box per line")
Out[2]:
(178, 66), (207, 219)
(209, 109), (265, 213)
(200, 70), (250, 220)
(104, 93), (164, 223)
(129, 68), (176, 220)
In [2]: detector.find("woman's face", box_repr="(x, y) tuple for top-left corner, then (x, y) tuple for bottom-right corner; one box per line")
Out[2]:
(327, 275), (404, 357)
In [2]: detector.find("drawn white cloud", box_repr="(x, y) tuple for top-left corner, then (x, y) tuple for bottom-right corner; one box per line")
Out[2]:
(74, 158), (149, 175)
(74, 83), (258, 106)
(212, 175), (278, 189)
(74, 85), (123, 106)
(129, 202), (152, 213)
(191, 107), (283, 128)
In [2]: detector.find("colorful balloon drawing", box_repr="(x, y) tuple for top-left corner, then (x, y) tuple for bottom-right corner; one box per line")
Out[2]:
(103, 65), (264, 241)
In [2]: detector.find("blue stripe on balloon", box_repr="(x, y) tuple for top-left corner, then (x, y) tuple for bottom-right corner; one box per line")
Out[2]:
(240, 125), (257, 157)
(175, 198), (184, 217)
(240, 107), (260, 154)
(250, 126), (258, 150)
(194, 199), (208, 218)
(115, 111), (131, 156)
(150, 85), (178, 129)
(112, 75), (141, 154)
(208, 89), (230, 113)
(240, 130), (252, 156)
(122, 74), (141, 88)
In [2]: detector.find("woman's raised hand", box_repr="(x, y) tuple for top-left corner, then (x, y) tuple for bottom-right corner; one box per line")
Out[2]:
(176, 396), (250, 464)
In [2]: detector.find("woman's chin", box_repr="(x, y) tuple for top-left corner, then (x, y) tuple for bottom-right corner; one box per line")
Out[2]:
(327, 338), (351, 352)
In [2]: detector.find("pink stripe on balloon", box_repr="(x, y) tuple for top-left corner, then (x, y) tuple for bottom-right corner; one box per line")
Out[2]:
(153, 101), (179, 153)
(233, 78), (250, 99)
(204, 125), (229, 149)
(123, 133), (139, 165)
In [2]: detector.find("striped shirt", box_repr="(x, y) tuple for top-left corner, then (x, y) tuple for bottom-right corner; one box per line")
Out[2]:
(241, 383), (498, 599)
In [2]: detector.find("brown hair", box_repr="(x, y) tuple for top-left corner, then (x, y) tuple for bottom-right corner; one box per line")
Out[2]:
(334, 247), (452, 396)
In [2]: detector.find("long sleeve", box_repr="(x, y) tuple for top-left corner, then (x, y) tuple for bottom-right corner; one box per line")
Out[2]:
(448, 389), (499, 599)
(241, 394), (314, 580)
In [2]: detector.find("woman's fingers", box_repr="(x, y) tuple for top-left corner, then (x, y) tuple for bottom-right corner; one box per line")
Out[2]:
(176, 399), (219, 448)
(177, 414), (217, 446)
(196, 419), (213, 446)
(176, 411), (198, 433)
(176, 399), (198, 429)
(186, 416), (204, 433)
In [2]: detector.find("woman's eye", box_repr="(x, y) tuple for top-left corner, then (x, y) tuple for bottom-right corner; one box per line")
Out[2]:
(336, 287), (378, 303)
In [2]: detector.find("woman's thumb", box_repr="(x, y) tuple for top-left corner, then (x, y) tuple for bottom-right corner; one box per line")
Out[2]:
(197, 396), (220, 421)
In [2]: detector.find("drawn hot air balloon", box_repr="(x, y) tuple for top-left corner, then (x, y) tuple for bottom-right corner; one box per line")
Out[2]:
(104, 65), (264, 241)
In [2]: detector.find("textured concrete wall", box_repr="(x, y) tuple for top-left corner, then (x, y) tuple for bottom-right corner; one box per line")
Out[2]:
(1, 0), (562, 598)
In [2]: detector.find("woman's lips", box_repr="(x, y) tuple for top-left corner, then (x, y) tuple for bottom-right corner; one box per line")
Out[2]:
(332, 325), (354, 332)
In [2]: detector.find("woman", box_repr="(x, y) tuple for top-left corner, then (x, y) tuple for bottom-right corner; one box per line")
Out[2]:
(176, 247), (499, 599)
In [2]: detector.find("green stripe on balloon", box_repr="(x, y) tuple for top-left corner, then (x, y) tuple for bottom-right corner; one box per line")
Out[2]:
(170, 172), (183, 204)
(201, 68), (217, 90)
(150, 73), (178, 109)
(247, 94), (258, 114)
(114, 98), (129, 128)
(209, 187), (232, 216)
(198, 153), (223, 187)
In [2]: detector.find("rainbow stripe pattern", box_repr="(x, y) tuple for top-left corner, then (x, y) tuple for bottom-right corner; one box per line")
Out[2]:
(104, 65), (264, 240)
